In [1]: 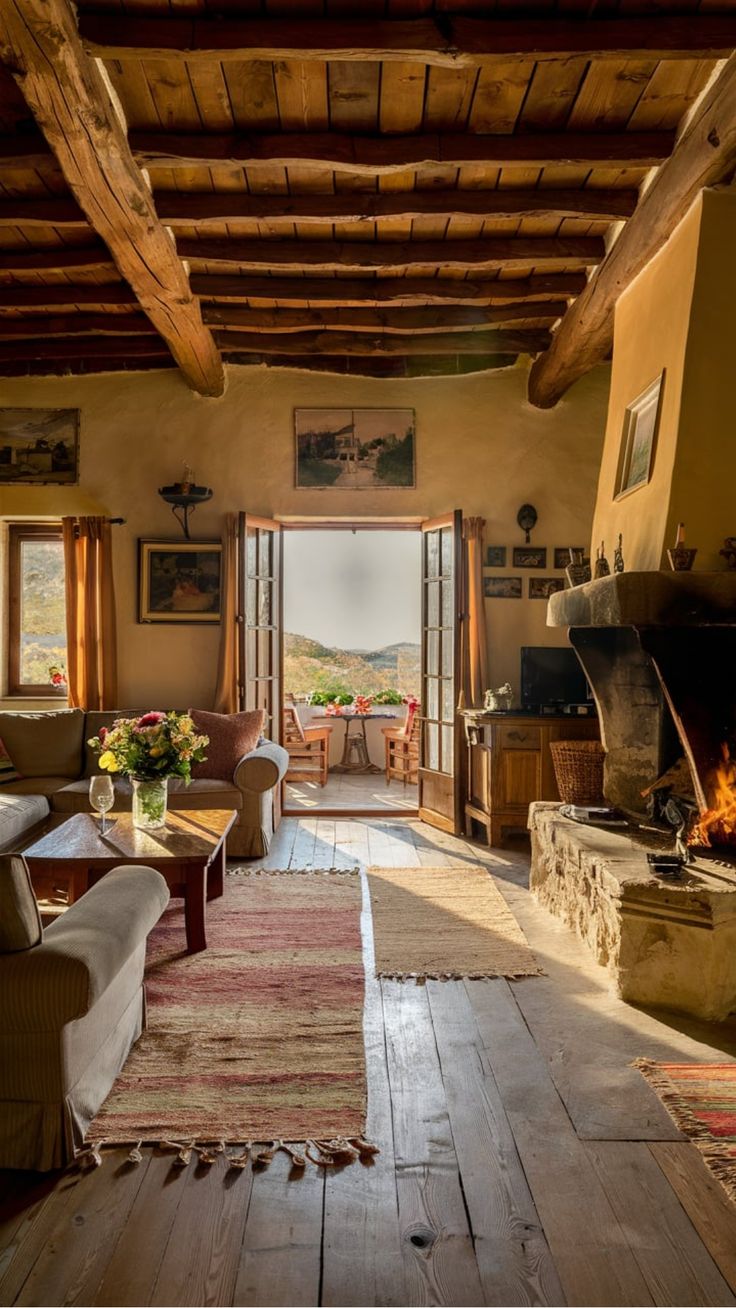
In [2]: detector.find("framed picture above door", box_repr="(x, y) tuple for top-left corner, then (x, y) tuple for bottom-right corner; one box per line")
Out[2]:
(295, 408), (415, 489)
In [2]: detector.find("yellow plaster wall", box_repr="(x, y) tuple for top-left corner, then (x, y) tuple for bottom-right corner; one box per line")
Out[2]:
(590, 196), (702, 571)
(666, 188), (736, 569)
(0, 361), (608, 707)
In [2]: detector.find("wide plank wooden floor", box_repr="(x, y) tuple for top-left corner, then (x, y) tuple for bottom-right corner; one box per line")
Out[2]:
(2, 816), (736, 1308)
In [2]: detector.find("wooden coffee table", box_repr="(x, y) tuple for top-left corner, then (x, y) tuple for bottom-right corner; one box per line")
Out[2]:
(20, 809), (237, 953)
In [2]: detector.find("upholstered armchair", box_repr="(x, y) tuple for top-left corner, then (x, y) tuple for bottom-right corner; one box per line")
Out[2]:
(0, 856), (169, 1171)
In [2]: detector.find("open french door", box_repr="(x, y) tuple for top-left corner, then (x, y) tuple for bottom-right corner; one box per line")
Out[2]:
(419, 511), (463, 834)
(237, 513), (282, 745)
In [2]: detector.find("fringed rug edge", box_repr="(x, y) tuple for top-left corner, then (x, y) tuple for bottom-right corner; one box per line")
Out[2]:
(376, 967), (545, 982)
(634, 1058), (736, 1204)
(76, 1134), (379, 1175)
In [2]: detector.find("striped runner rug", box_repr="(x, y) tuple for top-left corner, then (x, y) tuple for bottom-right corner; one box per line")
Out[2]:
(636, 1061), (736, 1202)
(84, 868), (376, 1172)
(367, 864), (543, 981)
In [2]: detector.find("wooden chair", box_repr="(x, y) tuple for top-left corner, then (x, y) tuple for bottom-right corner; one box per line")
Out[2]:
(382, 704), (420, 786)
(282, 705), (332, 786)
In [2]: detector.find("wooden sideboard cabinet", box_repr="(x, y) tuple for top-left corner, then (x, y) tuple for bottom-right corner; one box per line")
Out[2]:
(461, 711), (600, 847)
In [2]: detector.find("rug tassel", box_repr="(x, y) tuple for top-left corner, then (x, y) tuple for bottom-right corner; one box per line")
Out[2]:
(77, 1139), (106, 1171)
(127, 1140), (144, 1165)
(159, 1139), (195, 1166)
(253, 1141), (277, 1166)
(351, 1136), (380, 1160)
(227, 1142), (252, 1170)
(306, 1137), (361, 1167)
(277, 1140), (307, 1169)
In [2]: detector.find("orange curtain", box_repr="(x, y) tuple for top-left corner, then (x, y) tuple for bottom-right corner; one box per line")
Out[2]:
(213, 513), (240, 713)
(62, 517), (118, 710)
(460, 516), (488, 709)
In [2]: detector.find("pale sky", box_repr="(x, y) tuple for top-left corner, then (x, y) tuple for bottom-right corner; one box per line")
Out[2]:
(283, 530), (421, 650)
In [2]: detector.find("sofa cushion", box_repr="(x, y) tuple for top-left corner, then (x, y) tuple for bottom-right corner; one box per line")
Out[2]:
(0, 710), (85, 780)
(0, 793), (49, 849)
(52, 777), (242, 814)
(0, 855), (43, 953)
(190, 708), (265, 781)
(1, 777), (76, 798)
(0, 737), (20, 787)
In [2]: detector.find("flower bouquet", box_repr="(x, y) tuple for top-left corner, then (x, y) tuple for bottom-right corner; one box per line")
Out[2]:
(88, 711), (209, 829)
(48, 664), (67, 691)
(353, 694), (373, 716)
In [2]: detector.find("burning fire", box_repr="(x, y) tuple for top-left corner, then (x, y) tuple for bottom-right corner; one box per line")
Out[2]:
(688, 742), (736, 847)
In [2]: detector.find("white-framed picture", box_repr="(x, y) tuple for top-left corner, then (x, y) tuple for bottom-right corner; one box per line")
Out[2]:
(614, 372), (665, 499)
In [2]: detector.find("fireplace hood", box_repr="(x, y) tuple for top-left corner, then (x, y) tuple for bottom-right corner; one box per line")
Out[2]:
(548, 572), (736, 817)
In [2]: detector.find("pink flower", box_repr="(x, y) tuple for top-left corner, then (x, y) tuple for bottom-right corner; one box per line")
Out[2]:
(99, 726), (107, 741)
(137, 711), (166, 728)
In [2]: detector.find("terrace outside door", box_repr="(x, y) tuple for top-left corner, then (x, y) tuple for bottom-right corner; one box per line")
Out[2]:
(419, 511), (462, 834)
(238, 513), (282, 744)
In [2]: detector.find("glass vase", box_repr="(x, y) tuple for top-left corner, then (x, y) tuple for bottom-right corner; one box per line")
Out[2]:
(131, 777), (168, 830)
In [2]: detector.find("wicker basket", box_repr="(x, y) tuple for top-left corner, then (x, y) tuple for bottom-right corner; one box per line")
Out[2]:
(549, 739), (605, 805)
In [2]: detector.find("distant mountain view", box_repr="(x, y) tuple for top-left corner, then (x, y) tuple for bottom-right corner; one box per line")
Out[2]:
(283, 632), (420, 699)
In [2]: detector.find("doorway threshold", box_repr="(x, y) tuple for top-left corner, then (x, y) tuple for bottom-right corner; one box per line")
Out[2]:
(284, 773), (418, 816)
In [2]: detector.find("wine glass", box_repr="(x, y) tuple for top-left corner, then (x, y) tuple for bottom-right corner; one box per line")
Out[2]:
(89, 775), (115, 834)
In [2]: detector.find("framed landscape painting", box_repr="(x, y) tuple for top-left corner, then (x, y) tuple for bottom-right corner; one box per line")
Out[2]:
(484, 576), (522, 599)
(615, 372), (664, 499)
(529, 577), (565, 600)
(295, 408), (415, 489)
(138, 540), (222, 624)
(0, 408), (79, 484)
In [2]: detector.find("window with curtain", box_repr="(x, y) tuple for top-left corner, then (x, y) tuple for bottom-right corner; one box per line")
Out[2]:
(7, 523), (67, 696)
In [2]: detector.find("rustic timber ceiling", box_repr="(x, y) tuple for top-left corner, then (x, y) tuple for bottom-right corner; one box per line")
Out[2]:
(0, 1), (735, 403)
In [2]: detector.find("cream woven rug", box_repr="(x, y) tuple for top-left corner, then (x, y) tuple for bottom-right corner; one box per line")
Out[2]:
(368, 865), (543, 981)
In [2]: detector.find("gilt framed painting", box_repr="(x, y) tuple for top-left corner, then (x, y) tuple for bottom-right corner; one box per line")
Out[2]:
(295, 408), (415, 488)
(138, 540), (222, 624)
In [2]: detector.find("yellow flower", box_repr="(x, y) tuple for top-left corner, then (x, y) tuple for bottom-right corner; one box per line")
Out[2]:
(98, 750), (119, 772)
(150, 745), (165, 757)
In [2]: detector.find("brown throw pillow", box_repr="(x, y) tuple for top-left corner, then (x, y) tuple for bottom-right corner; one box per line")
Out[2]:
(190, 709), (265, 781)
(0, 855), (43, 953)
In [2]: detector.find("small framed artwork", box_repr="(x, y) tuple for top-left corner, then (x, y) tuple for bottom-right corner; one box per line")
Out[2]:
(513, 546), (547, 569)
(138, 540), (222, 624)
(529, 577), (565, 600)
(554, 546), (584, 570)
(295, 408), (415, 489)
(484, 576), (522, 599)
(485, 545), (507, 567)
(614, 372), (664, 500)
(0, 407), (79, 484)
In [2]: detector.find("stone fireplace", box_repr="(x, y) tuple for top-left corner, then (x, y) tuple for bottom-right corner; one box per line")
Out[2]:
(528, 570), (736, 1021)
(547, 571), (736, 828)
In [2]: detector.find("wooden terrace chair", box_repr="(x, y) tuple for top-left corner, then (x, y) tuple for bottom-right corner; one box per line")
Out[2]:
(382, 704), (420, 787)
(282, 705), (332, 787)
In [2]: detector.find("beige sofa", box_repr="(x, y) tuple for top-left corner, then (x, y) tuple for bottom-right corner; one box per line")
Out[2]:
(0, 710), (288, 859)
(0, 854), (169, 1170)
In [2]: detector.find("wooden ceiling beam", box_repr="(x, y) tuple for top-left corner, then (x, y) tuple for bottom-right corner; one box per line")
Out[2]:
(129, 129), (672, 174)
(158, 189), (636, 226)
(0, 187), (639, 229)
(214, 328), (550, 355)
(203, 303), (567, 333)
(528, 53), (736, 408)
(179, 236), (604, 272)
(0, 128), (676, 175)
(0, 284), (137, 309)
(79, 14), (736, 65)
(0, 314), (157, 338)
(0, 0), (224, 396)
(191, 272), (587, 305)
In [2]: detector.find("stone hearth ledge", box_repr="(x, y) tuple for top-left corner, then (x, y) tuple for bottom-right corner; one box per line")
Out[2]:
(528, 802), (736, 1021)
(547, 570), (736, 629)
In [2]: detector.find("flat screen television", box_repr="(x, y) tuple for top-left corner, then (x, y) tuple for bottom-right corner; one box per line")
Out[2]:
(520, 646), (592, 712)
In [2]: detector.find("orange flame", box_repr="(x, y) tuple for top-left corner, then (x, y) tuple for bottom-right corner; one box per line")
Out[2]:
(688, 742), (736, 847)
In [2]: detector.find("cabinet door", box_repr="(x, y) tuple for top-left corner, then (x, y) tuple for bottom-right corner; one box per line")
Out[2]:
(500, 749), (542, 811)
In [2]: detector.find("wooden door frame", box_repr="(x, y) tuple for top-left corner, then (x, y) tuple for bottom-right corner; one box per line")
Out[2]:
(418, 510), (464, 835)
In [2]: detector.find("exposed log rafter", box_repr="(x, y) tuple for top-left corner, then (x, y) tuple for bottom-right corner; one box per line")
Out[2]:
(190, 273), (587, 306)
(79, 14), (736, 65)
(0, 0), (224, 396)
(528, 53), (736, 408)
(213, 329), (551, 356)
(202, 304), (568, 334)
(178, 236), (604, 272)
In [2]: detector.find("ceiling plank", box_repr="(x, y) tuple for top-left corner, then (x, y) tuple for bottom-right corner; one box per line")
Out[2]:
(128, 129), (673, 173)
(214, 328), (551, 354)
(155, 189), (637, 225)
(0, 284), (138, 309)
(79, 15), (736, 65)
(202, 303), (568, 333)
(0, 246), (115, 274)
(0, 0), (224, 396)
(179, 236), (604, 271)
(191, 272), (587, 304)
(0, 337), (172, 360)
(220, 354), (520, 377)
(528, 54), (736, 408)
